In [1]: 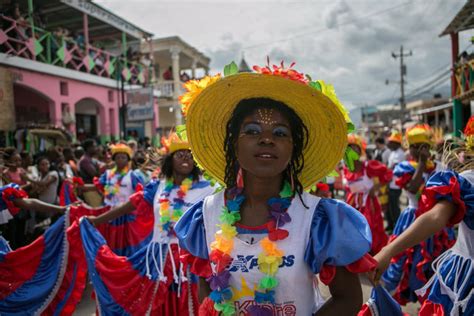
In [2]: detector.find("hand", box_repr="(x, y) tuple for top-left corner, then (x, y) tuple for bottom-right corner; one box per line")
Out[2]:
(369, 247), (393, 285)
(85, 215), (98, 226)
(418, 145), (431, 163)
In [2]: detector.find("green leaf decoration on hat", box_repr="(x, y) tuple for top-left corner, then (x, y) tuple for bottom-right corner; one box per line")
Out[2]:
(214, 302), (236, 315)
(327, 169), (339, 177)
(259, 276), (279, 289)
(309, 81), (322, 91)
(344, 147), (359, 172)
(347, 122), (355, 133)
(223, 61), (239, 77)
(175, 124), (188, 141)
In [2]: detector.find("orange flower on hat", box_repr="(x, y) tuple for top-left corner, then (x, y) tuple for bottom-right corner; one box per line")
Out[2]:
(179, 74), (222, 117)
(253, 61), (308, 84)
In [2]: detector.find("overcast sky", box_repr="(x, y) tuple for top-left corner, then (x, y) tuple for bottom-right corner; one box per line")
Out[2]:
(96, 0), (470, 109)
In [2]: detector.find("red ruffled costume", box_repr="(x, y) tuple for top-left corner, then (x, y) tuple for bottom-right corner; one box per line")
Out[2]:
(344, 160), (392, 254)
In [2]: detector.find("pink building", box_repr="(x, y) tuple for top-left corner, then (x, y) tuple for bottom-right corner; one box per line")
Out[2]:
(0, 0), (158, 147)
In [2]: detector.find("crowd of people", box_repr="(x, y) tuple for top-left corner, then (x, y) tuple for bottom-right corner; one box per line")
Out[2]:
(0, 61), (472, 316)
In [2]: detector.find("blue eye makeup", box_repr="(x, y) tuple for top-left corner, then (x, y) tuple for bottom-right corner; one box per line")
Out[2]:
(241, 123), (262, 135)
(273, 126), (290, 137)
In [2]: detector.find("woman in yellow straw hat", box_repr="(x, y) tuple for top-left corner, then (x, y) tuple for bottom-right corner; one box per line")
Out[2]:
(343, 134), (391, 255)
(81, 133), (217, 315)
(377, 124), (456, 306)
(372, 116), (474, 316)
(175, 60), (376, 315)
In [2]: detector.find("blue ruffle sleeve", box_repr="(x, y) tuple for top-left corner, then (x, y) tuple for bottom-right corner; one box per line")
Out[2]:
(98, 172), (107, 186)
(304, 199), (372, 274)
(130, 170), (145, 190)
(393, 161), (415, 178)
(143, 179), (160, 205)
(175, 200), (208, 260)
(421, 170), (474, 229)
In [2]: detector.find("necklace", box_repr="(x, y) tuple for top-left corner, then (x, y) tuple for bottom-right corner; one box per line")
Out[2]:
(158, 177), (193, 234)
(103, 166), (129, 200)
(208, 182), (293, 315)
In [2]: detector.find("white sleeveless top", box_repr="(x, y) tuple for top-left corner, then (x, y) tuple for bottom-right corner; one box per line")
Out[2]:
(103, 170), (135, 207)
(202, 191), (323, 315)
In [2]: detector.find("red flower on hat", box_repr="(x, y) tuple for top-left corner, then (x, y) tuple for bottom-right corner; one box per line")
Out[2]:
(253, 60), (308, 84)
(464, 116), (474, 136)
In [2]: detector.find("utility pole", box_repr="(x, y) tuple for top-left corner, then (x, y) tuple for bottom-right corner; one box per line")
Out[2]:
(391, 45), (412, 128)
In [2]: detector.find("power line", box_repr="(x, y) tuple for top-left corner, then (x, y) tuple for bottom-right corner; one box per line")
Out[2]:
(242, 1), (413, 50)
(405, 69), (450, 97)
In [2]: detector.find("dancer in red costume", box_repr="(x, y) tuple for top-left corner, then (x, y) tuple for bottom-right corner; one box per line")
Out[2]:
(343, 134), (391, 254)
(81, 132), (217, 315)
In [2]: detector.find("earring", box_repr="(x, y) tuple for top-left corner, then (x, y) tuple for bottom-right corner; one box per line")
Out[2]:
(237, 168), (244, 188)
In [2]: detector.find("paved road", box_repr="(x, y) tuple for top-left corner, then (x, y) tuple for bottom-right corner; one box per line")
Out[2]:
(74, 276), (420, 315)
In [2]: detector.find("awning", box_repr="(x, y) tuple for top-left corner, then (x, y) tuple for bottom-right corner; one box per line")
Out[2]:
(440, 0), (474, 36)
(413, 102), (452, 115)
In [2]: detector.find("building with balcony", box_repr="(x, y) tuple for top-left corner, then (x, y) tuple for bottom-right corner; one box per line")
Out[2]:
(141, 36), (211, 132)
(0, 0), (156, 147)
(441, 0), (474, 135)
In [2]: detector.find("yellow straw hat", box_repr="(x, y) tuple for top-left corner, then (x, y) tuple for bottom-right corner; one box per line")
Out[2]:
(160, 131), (190, 155)
(184, 62), (349, 189)
(110, 144), (132, 158)
(406, 124), (433, 146)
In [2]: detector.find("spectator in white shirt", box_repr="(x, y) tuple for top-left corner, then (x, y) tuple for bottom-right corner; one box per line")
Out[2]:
(386, 131), (406, 232)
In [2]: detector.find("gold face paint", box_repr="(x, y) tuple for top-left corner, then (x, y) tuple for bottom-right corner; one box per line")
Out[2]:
(256, 109), (277, 125)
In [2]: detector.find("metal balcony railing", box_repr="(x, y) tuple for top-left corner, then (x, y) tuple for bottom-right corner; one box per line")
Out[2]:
(0, 15), (150, 86)
(154, 80), (185, 98)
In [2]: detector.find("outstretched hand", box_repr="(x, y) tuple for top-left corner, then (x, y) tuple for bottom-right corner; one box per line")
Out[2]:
(84, 215), (99, 227)
(368, 247), (392, 285)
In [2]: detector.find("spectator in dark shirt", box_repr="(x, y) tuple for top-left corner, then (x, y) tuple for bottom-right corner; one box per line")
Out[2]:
(78, 139), (100, 183)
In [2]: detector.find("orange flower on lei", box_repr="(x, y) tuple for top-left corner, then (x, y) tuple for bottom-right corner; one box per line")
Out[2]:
(179, 74), (222, 117)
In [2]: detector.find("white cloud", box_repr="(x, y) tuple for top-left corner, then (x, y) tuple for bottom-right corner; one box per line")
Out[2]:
(95, 0), (470, 106)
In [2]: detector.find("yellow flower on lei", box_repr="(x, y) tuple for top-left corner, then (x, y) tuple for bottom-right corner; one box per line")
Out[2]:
(179, 74), (222, 117)
(219, 223), (238, 239)
(260, 237), (284, 257)
(210, 234), (234, 255)
(257, 253), (283, 275)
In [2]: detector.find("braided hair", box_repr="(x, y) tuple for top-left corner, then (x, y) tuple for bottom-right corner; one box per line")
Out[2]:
(223, 98), (309, 199)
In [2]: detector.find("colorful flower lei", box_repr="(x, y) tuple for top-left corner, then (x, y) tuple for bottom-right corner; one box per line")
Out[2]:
(103, 166), (129, 200)
(208, 182), (293, 315)
(158, 177), (193, 234)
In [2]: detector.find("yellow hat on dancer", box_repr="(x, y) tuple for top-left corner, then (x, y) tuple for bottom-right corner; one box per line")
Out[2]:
(110, 143), (133, 158)
(406, 124), (433, 146)
(160, 132), (190, 155)
(388, 131), (402, 144)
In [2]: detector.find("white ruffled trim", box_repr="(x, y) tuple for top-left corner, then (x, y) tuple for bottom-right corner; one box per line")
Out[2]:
(365, 298), (380, 316)
(0, 208), (13, 225)
(415, 248), (473, 316)
(34, 207), (70, 315)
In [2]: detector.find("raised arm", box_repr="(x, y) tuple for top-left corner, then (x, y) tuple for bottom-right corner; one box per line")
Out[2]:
(86, 200), (135, 226)
(13, 198), (66, 214)
(373, 200), (456, 282)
